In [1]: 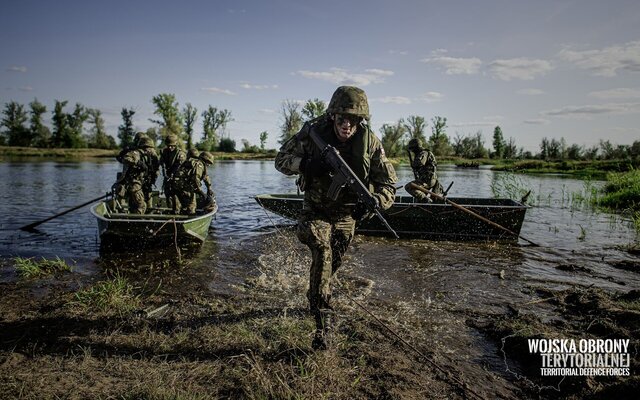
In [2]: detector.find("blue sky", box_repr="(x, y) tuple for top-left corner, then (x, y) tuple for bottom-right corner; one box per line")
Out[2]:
(2, 0), (639, 151)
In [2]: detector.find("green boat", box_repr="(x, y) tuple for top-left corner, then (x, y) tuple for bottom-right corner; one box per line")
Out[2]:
(255, 194), (529, 241)
(91, 193), (217, 245)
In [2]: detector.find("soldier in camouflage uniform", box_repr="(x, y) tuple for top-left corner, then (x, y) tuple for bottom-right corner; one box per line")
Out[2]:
(275, 86), (397, 349)
(404, 138), (443, 202)
(160, 134), (187, 213)
(113, 136), (160, 214)
(173, 151), (216, 215)
(187, 148), (214, 199)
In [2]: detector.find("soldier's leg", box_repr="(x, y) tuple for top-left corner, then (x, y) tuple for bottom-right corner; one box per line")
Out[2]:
(330, 215), (356, 275)
(185, 193), (197, 215)
(296, 213), (333, 313)
(128, 183), (146, 214)
(431, 180), (444, 195)
(405, 180), (428, 201)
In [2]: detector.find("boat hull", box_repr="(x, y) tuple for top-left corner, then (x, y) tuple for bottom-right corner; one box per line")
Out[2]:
(91, 197), (216, 246)
(255, 194), (528, 241)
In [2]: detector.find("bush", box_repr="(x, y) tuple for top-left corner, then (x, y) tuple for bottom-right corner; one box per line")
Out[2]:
(218, 137), (236, 152)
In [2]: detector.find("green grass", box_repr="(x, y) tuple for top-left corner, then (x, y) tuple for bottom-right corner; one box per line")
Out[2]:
(69, 274), (141, 315)
(13, 256), (72, 278)
(598, 169), (640, 208)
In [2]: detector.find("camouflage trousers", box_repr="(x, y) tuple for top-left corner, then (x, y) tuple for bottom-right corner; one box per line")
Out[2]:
(126, 182), (147, 214)
(296, 207), (356, 315)
(404, 179), (444, 201)
(163, 179), (181, 213)
(175, 190), (197, 215)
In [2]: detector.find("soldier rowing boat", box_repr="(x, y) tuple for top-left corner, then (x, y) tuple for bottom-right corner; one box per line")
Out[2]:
(91, 193), (217, 246)
(255, 194), (529, 241)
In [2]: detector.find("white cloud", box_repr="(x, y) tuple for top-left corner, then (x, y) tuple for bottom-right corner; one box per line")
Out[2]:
(558, 40), (640, 77)
(483, 115), (504, 121)
(541, 102), (640, 117)
(588, 88), (640, 99)
(388, 50), (408, 56)
(296, 68), (393, 86)
(450, 121), (497, 128)
(418, 91), (443, 103)
(523, 118), (551, 125)
(19, 86), (33, 91)
(364, 68), (394, 76)
(259, 108), (276, 114)
(517, 88), (545, 95)
(240, 83), (278, 90)
(488, 58), (554, 81)
(201, 87), (236, 95)
(420, 55), (482, 75)
(7, 66), (27, 73)
(371, 96), (412, 104)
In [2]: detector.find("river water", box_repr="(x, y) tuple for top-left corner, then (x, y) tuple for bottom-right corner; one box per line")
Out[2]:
(0, 159), (638, 395)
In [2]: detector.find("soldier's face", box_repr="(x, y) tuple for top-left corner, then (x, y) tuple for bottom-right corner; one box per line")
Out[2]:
(333, 114), (359, 142)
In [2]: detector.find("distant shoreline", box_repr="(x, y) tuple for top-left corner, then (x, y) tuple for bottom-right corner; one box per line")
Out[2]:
(0, 146), (276, 161)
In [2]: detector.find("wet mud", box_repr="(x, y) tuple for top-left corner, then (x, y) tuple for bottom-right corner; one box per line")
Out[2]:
(1, 228), (639, 399)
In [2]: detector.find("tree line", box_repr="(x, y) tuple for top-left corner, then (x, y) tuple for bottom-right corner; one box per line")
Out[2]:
(0, 94), (242, 152)
(3, 96), (638, 161)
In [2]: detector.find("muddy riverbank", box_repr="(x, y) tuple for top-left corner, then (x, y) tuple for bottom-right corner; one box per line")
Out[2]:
(1, 229), (639, 399)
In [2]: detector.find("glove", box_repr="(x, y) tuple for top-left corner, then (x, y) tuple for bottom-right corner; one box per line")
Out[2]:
(351, 199), (377, 221)
(300, 157), (329, 178)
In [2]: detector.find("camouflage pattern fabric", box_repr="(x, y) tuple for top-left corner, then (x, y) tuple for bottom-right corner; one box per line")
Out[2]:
(160, 147), (187, 212)
(275, 114), (397, 319)
(404, 149), (443, 200)
(173, 158), (212, 215)
(117, 148), (160, 214)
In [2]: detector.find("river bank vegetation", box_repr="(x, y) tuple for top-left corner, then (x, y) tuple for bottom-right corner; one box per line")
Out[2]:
(2, 97), (638, 173)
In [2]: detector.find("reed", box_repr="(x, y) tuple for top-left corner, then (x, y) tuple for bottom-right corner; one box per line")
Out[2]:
(13, 256), (72, 278)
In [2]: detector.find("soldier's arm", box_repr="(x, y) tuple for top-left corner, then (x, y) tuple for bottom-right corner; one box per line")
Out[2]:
(369, 136), (398, 211)
(275, 127), (309, 176)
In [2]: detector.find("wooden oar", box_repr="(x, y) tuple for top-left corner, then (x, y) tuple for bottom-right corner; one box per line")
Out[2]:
(408, 183), (539, 246)
(20, 193), (109, 231)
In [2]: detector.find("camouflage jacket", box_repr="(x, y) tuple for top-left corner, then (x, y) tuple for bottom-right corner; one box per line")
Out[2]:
(411, 149), (438, 187)
(122, 148), (160, 186)
(174, 158), (208, 193)
(160, 148), (187, 180)
(275, 115), (397, 213)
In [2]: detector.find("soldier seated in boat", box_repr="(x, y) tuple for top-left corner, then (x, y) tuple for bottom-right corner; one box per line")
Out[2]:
(113, 136), (160, 214)
(173, 151), (216, 215)
(405, 138), (444, 202)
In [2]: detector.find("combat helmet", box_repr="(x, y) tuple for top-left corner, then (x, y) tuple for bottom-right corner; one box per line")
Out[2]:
(164, 134), (179, 146)
(407, 138), (423, 152)
(326, 86), (369, 118)
(187, 148), (200, 159)
(199, 151), (215, 165)
(133, 131), (148, 146)
(138, 136), (155, 149)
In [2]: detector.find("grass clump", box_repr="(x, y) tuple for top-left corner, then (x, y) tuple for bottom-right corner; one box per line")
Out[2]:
(598, 169), (640, 211)
(69, 274), (141, 315)
(13, 256), (72, 278)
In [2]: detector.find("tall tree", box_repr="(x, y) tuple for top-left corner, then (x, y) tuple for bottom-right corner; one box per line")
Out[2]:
(87, 108), (112, 149)
(150, 93), (183, 139)
(504, 136), (518, 159)
(183, 103), (198, 149)
(428, 116), (451, 156)
(380, 119), (407, 157)
(279, 100), (303, 145)
(302, 98), (326, 121)
(118, 107), (136, 148)
(492, 126), (506, 159)
(66, 103), (88, 148)
(29, 99), (50, 148)
(201, 106), (233, 151)
(1, 101), (30, 146)
(259, 131), (268, 151)
(51, 100), (69, 148)
(403, 115), (427, 145)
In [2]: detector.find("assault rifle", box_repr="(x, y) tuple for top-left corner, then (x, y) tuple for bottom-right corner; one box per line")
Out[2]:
(308, 129), (399, 239)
